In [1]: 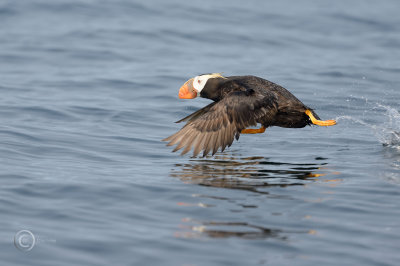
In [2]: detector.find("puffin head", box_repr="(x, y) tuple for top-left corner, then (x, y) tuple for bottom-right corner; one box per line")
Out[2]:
(178, 73), (225, 99)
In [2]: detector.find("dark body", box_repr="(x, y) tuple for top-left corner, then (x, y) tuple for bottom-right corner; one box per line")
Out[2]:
(164, 75), (322, 157)
(199, 75), (320, 128)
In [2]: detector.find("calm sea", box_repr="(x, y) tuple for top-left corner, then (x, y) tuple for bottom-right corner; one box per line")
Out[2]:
(1, 0), (399, 265)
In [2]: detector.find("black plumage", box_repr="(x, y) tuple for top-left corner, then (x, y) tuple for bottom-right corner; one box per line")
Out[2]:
(163, 75), (331, 157)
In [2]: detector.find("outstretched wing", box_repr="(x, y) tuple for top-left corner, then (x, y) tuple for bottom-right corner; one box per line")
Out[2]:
(174, 102), (217, 123)
(163, 90), (278, 157)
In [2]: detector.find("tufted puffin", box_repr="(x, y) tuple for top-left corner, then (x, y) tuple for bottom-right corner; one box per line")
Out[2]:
(163, 73), (336, 157)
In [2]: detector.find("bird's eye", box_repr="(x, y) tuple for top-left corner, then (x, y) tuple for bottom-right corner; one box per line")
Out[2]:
(198, 80), (201, 84)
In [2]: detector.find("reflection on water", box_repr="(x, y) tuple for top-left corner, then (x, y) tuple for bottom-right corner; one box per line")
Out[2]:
(172, 155), (336, 239)
(176, 218), (288, 240)
(171, 155), (329, 193)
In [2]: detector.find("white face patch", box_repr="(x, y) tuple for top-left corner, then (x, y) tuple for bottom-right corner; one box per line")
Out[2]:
(192, 75), (213, 95)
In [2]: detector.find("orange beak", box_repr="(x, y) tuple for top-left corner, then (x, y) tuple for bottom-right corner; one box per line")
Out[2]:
(178, 78), (197, 99)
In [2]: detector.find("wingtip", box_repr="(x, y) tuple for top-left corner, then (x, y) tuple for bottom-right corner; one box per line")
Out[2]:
(180, 150), (189, 156)
(235, 132), (240, 141)
(162, 135), (173, 142)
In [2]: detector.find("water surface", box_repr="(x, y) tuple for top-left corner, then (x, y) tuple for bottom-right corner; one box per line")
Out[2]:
(1, 0), (400, 265)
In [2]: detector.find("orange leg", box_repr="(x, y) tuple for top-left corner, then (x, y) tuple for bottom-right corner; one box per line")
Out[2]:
(305, 110), (336, 126)
(241, 126), (266, 134)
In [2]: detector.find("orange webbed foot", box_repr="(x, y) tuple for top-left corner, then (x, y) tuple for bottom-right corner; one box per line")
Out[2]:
(305, 110), (336, 126)
(241, 126), (266, 134)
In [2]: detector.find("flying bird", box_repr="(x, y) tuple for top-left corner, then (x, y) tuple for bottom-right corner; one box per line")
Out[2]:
(163, 73), (336, 157)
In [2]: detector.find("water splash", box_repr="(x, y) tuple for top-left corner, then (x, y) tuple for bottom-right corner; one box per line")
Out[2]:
(336, 104), (400, 148)
(375, 104), (400, 146)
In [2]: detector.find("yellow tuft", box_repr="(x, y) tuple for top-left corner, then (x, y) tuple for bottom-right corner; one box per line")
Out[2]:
(211, 73), (226, 79)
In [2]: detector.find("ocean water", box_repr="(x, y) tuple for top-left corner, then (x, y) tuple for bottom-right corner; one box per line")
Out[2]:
(1, 0), (400, 265)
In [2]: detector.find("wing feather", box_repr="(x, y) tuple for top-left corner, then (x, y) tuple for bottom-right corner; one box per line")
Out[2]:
(164, 90), (278, 157)
(175, 102), (217, 123)
(193, 132), (206, 157)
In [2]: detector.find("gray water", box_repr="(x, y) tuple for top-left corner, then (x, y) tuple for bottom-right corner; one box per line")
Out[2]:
(1, 0), (400, 265)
